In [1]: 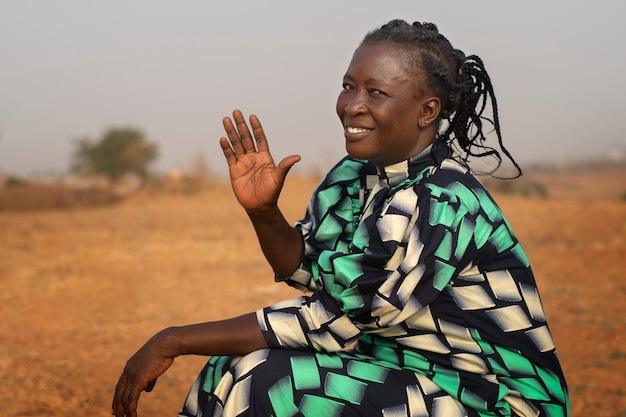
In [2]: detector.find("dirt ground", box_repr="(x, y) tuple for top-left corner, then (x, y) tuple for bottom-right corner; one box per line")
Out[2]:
(1, 170), (625, 417)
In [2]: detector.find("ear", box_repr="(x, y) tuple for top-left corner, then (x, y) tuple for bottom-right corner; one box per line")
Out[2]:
(418, 97), (441, 128)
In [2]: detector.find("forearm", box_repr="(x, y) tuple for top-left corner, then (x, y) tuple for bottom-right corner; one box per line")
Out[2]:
(162, 312), (268, 358)
(247, 206), (304, 278)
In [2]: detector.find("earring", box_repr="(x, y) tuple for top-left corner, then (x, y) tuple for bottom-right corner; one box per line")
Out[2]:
(425, 120), (429, 124)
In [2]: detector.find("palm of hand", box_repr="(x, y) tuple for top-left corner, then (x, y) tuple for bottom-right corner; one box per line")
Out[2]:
(228, 150), (283, 211)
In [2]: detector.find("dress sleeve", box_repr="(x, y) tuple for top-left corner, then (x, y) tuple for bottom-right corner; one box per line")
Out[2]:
(274, 157), (367, 293)
(258, 157), (369, 351)
(257, 292), (362, 352)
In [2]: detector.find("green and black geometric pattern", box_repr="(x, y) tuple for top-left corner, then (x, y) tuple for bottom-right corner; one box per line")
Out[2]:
(179, 348), (477, 416)
(179, 142), (568, 417)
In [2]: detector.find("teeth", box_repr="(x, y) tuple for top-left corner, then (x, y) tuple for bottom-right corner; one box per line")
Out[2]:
(347, 126), (370, 134)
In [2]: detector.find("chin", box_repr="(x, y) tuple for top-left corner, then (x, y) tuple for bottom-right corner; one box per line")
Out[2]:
(345, 144), (371, 161)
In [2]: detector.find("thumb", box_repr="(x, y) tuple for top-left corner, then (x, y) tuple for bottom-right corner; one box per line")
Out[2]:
(145, 379), (157, 393)
(276, 154), (301, 179)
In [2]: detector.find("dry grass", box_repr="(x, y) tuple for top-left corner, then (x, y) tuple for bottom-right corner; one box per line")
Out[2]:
(0, 170), (625, 416)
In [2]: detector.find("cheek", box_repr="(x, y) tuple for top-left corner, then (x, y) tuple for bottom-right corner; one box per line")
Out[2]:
(335, 95), (344, 118)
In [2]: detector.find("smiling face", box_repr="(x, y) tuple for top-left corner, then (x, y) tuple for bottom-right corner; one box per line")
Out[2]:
(336, 43), (440, 167)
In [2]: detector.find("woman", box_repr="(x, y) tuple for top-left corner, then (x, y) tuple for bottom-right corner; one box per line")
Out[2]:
(112, 20), (568, 417)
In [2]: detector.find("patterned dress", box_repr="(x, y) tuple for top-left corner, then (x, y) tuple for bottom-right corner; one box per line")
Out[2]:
(178, 141), (569, 417)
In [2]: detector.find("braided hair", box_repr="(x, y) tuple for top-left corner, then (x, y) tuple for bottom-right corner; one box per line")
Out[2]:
(361, 19), (522, 177)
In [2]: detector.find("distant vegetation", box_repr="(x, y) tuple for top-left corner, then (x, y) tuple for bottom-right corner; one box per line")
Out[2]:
(480, 176), (549, 198)
(0, 126), (161, 211)
(3, 176), (29, 188)
(523, 156), (626, 174)
(70, 127), (158, 182)
(0, 183), (122, 211)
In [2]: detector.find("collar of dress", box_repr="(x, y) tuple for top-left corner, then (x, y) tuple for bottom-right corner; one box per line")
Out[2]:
(375, 144), (435, 189)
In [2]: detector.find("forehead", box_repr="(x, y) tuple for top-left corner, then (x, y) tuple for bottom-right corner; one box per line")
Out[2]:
(346, 43), (419, 84)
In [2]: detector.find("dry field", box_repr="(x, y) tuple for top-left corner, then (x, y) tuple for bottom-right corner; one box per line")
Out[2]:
(1, 169), (625, 417)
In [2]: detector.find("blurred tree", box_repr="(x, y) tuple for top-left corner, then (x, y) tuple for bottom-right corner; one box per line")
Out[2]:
(71, 127), (158, 182)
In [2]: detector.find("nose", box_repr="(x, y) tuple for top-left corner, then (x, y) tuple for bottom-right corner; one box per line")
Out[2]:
(338, 90), (367, 118)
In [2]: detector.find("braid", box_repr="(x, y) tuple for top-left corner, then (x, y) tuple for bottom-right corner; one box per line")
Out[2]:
(361, 20), (522, 178)
(444, 56), (521, 177)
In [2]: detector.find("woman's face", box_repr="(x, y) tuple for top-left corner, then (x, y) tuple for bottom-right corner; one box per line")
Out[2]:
(336, 43), (437, 167)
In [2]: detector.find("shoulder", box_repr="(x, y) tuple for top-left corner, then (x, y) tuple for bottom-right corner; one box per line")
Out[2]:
(325, 156), (372, 182)
(427, 157), (475, 187)
(418, 157), (497, 215)
(316, 156), (374, 192)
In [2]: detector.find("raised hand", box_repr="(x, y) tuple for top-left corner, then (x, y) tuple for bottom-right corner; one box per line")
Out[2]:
(220, 109), (300, 212)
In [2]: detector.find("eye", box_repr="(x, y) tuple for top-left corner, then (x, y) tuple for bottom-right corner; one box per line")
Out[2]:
(342, 82), (354, 92)
(368, 88), (386, 97)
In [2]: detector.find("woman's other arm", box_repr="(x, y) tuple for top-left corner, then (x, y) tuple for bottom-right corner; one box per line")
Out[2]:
(112, 312), (266, 417)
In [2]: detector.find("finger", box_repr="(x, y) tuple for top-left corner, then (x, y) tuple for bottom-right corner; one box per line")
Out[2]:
(232, 109), (256, 153)
(122, 388), (140, 417)
(112, 377), (128, 417)
(222, 116), (246, 158)
(220, 137), (238, 166)
(249, 114), (270, 153)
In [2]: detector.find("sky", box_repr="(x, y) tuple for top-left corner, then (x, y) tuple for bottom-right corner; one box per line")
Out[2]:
(1, 0), (625, 178)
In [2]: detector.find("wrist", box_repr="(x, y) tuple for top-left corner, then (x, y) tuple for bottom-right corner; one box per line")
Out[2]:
(245, 204), (281, 219)
(157, 326), (185, 358)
